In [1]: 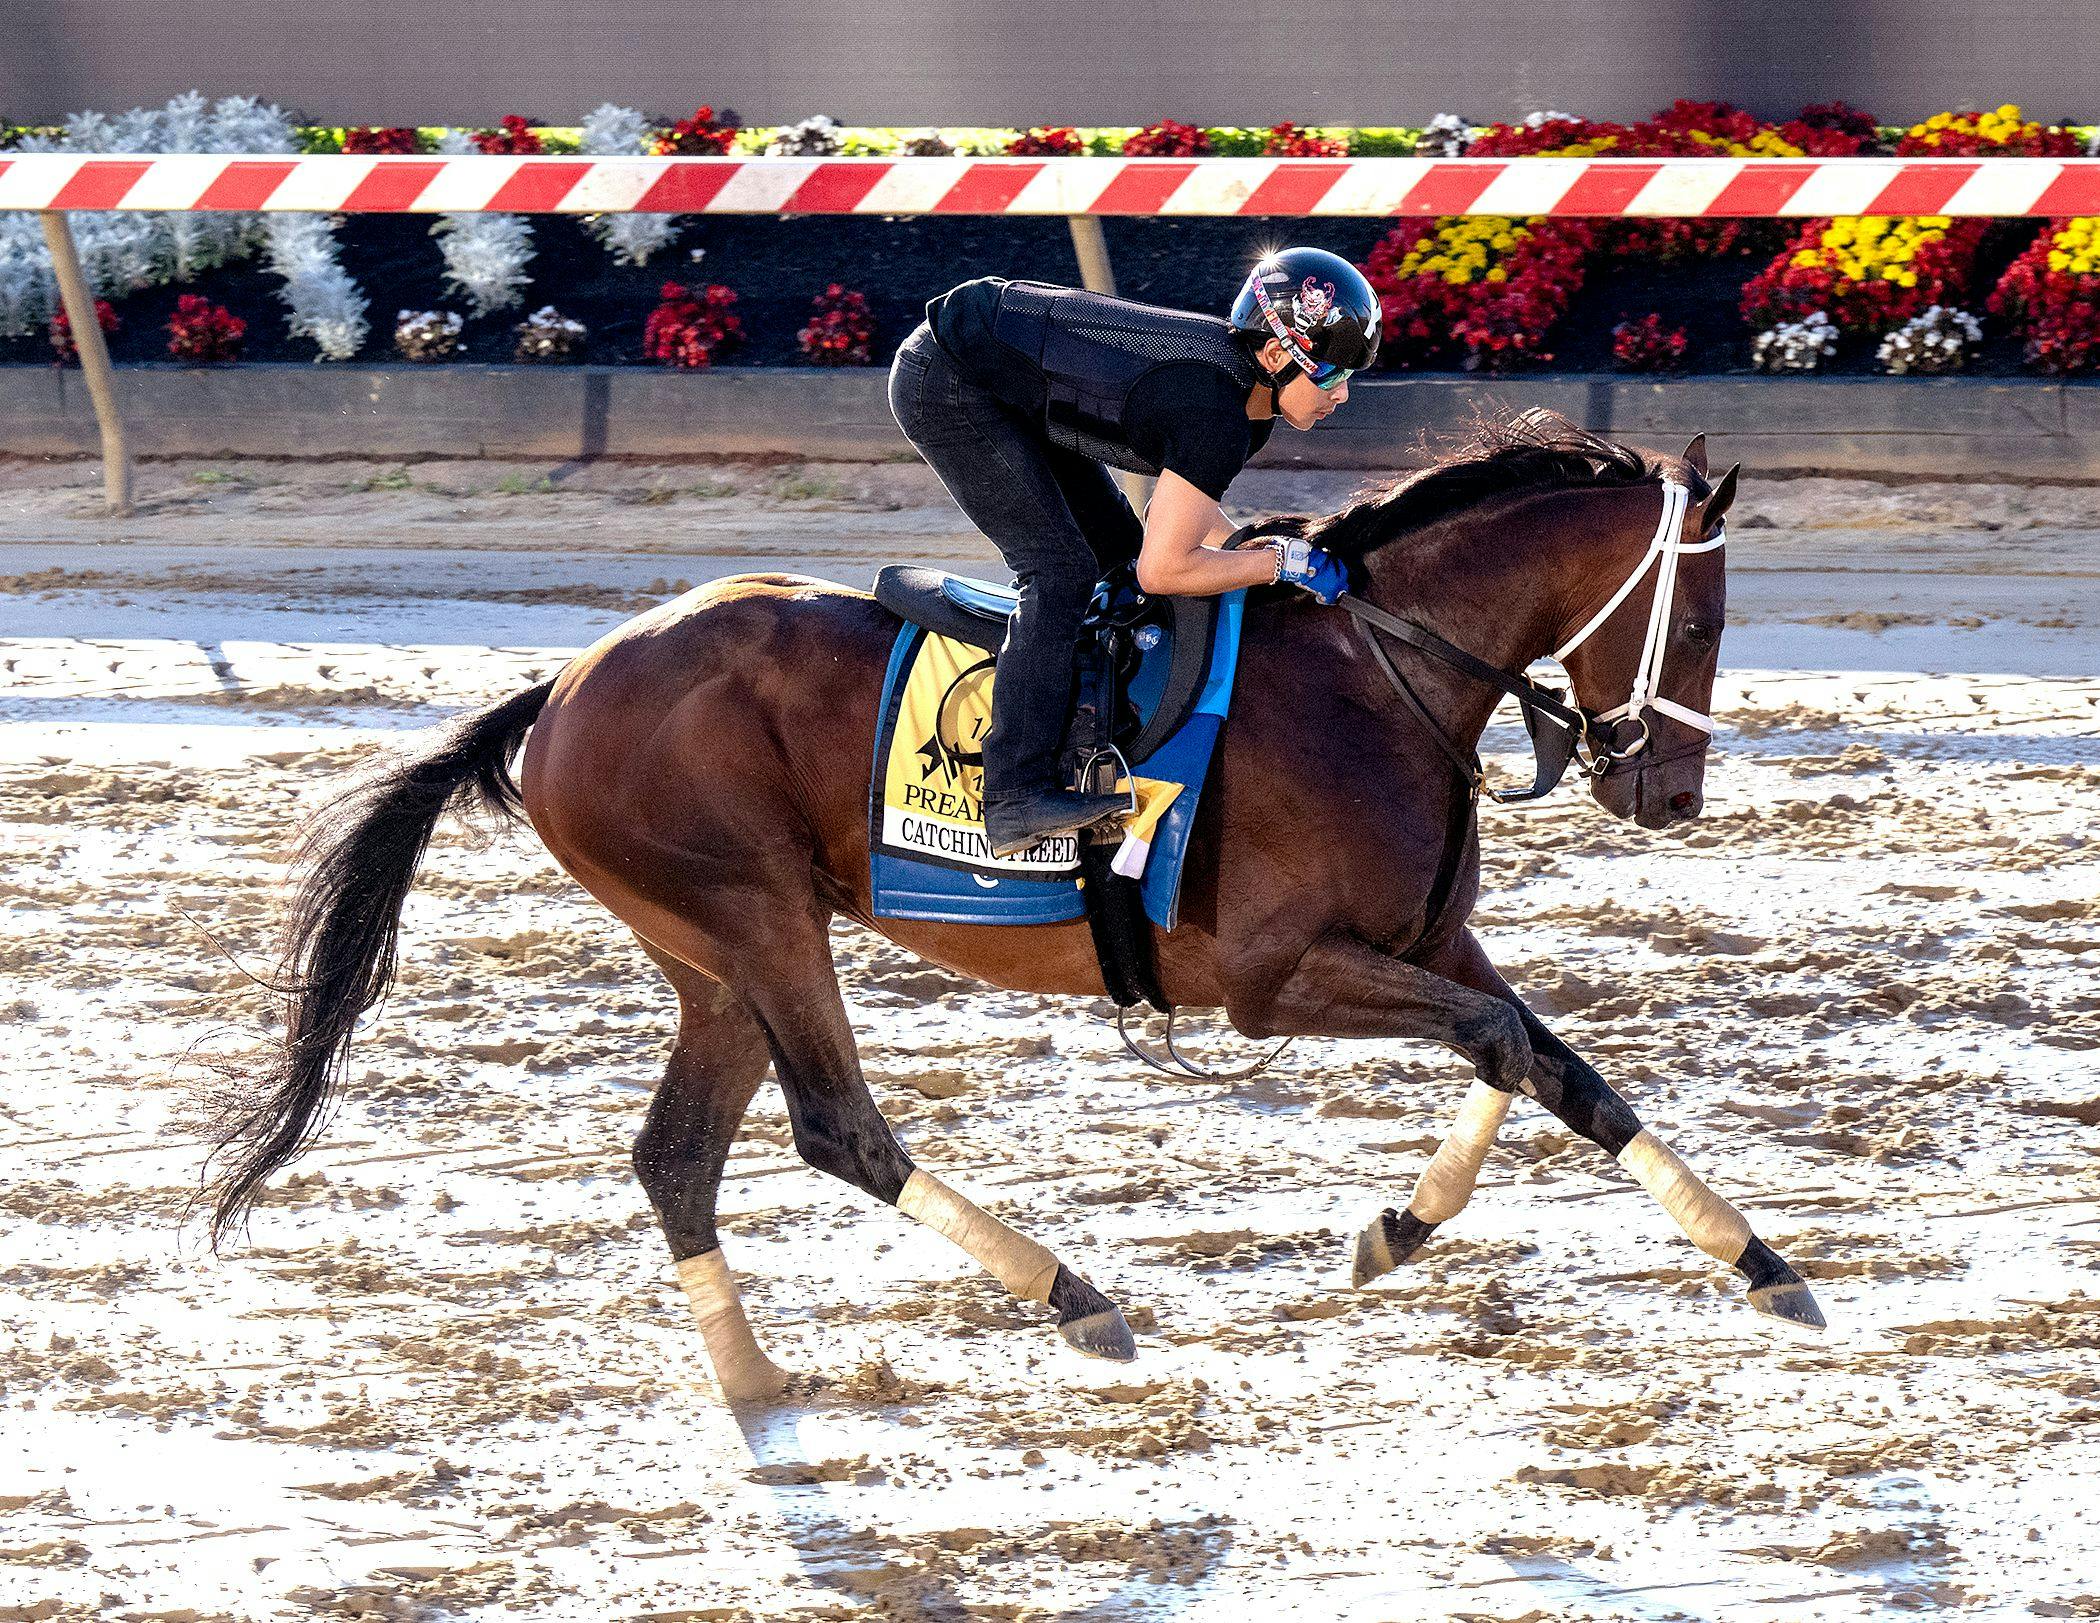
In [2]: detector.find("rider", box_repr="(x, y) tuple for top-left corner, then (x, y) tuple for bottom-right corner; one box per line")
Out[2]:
(887, 246), (1380, 858)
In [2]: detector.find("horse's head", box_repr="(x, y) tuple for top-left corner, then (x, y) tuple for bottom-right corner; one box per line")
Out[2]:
(1554, 435), (1738, 830)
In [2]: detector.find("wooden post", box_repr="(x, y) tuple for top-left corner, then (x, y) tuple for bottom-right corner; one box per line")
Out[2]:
(1067, 215), (1151, 516)
(39, 211), (133, 516)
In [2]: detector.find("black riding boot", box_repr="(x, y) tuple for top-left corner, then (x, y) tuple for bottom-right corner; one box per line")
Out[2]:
(983, 785), (1131, 859)
(979, 567), (1128, 858)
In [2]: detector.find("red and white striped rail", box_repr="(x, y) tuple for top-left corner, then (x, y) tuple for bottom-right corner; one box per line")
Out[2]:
(4, 153), (2100, 216)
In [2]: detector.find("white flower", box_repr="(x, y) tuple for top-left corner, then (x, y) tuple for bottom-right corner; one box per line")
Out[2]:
(1752, 311), (1841, 372)
(765, 115), (844, 157)
(1876, 304), (1983, 374)
(1417, 113), (1475, 157)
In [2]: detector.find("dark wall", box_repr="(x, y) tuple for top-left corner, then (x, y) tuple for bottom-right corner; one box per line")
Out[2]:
(7, 1), (2097, 128)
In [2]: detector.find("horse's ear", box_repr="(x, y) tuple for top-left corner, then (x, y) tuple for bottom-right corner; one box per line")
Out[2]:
(1681, 433), (1708, 477)
(1701, 462), (1740, 535)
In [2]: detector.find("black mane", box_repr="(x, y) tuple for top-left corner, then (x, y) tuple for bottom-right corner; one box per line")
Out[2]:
(1276, 404), (1656, 560)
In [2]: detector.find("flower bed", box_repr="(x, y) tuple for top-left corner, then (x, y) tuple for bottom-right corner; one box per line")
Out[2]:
(6, 96), (2100, 375)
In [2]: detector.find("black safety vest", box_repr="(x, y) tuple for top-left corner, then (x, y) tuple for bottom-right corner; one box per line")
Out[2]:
(982, 281), (1264, 476)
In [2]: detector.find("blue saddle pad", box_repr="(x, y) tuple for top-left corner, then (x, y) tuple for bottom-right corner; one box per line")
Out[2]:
(869, 589), (1244, 930)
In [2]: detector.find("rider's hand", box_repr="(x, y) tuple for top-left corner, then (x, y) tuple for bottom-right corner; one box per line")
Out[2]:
(1271, 538), (1350, 605)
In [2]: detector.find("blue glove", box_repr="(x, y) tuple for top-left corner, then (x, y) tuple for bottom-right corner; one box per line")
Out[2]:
(1274, 538), (1350, 605)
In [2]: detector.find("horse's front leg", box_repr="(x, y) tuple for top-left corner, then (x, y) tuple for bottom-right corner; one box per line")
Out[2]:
(1231, 933), (1535, 1286)
(1428, 931), (1826, 1329)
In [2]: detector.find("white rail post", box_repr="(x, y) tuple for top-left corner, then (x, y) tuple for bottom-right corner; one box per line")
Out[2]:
(39, 210), (134, 516)
(1067, 215), (1151, 515)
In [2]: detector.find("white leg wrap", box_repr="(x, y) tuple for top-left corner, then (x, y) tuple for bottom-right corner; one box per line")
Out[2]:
(1407, 1080), (1514, 1224)
(676, 1249), (788, 1401)
(897, 1169), (1060, 1304)
(1617, 1129), (1752, 1263)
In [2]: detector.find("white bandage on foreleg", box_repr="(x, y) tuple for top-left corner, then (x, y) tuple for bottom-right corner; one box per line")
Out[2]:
(677, 1249), (787, 1400)
(1407, 1080), (1515, 1223)
(897, 1169), (1060, 1303)
(1617, 1129), (1752, 1262)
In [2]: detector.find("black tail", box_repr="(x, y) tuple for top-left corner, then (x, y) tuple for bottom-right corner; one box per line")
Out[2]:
(201, 680), (555, 1247)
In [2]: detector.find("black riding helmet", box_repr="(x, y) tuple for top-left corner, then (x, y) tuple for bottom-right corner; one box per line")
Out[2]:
(1229, 246), (1382, 393)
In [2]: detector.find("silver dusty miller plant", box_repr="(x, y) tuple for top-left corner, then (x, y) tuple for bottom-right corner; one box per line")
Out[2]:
(1752, 310), (1840, 372)
(431, 130), (535, 317)
(1876, 304), (1983, 374)
(578, 102), (677, 267)
(0, 93), (370, 359)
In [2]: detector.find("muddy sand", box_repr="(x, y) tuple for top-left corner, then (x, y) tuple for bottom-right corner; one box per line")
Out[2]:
(1, 457), (2098, 1620)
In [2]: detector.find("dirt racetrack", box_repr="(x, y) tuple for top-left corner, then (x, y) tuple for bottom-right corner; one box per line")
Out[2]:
(2, 456), (2098, 1621)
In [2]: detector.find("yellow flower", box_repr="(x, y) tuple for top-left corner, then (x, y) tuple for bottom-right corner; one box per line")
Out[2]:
(1898, 271), (1918, 287)
(2048, 249), (2073, 273)
(1443, 268), (1470, 285)
(1997, 103), (2021, 119)
(1486, 266), (1508, 282)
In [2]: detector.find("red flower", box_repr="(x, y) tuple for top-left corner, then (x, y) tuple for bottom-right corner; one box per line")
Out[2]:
(1006, 126), (1085, 157)
(1122, 120), (1213, 157)
(471, 115), (544, 156)
(654, 106), (740, 156)
(342, 126), (421, 155)
(1988, 222), (2100, 373)
(1262, 122), (1348, 157)
(644, 281), (744, 368)
(1366, 218), (1595, 372)
(1611, 313), (1689, 371)
(798, 284), (876, 365)
(49, 298), (118, 364)
(166, 295), (245, 363)
(1741, 218), (1990, 337)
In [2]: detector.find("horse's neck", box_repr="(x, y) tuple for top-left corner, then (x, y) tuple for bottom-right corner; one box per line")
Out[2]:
(1355, 497), (1598, 748)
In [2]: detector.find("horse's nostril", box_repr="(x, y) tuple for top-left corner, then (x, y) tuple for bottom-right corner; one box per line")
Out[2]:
(1670, 790), (1701, 818)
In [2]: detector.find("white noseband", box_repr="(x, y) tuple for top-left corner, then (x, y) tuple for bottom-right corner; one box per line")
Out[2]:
(1550, 477), (1725, 743)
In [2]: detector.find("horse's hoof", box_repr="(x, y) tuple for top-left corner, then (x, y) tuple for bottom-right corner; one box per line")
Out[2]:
(1059, 1307), (1138, 1362)
(1353, 1207), (1436, 1287)
(1749, 1281), (1827, 1330)
(1735, 1235), (1828, 1331)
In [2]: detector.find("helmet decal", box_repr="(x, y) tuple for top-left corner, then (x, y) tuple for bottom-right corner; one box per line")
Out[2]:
(1234, 247), (1381, 377)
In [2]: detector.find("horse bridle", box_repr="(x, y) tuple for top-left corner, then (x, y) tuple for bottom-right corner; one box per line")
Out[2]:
(1230, 477), (1725, 804)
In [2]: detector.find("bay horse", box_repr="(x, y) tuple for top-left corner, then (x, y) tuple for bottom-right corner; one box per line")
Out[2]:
(201, 406), (1824, 1403)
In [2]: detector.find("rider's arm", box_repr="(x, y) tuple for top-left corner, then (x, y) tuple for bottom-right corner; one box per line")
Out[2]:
(1134, 469), (1280, 596)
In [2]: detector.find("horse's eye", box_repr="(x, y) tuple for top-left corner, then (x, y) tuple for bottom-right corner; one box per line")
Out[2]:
(1683, 620), (1718, 647)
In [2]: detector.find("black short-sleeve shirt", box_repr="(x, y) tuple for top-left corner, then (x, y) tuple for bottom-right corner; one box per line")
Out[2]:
(927, 280), (1273, 501)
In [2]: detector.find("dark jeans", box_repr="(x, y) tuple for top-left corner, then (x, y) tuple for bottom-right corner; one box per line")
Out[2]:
(886, 321), (1142, 804)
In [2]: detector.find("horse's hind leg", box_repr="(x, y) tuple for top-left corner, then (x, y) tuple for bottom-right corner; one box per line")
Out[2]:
(633, 950), (789, 1401)
(742, 925), (1136, 1362)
